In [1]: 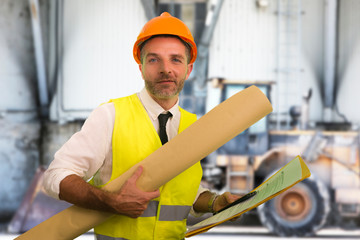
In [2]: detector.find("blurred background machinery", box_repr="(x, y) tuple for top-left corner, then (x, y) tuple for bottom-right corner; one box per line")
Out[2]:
(1, 0), (360, 237)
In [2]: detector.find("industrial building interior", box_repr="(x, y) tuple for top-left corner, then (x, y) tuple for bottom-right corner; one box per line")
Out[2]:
(0, 0), (359, 238)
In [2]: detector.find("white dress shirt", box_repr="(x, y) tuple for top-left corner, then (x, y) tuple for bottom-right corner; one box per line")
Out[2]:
(43, 88), (207, 214)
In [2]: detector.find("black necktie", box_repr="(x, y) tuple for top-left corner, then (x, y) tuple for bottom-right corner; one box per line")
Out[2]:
(158, 112), (172, 145)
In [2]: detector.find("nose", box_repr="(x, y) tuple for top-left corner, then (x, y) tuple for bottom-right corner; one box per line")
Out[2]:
(160, 60), (171, 74)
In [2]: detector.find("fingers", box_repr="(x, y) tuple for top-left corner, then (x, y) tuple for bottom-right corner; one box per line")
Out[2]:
(146, 189), (160, 199)
(129, 166), (160, 199)
(217, 192), (234, 206)
(213, 193), (227, 212)
(224, 191), (242, 203)
(213, 192), (243, 213)
(110, 166), (160, 217)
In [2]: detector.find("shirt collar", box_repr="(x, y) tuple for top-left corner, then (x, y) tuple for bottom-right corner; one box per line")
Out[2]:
(138, 88), (180, 121)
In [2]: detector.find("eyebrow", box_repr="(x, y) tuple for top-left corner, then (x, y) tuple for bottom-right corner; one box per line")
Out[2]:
(145, 53), (159, 59)
(171, 54), (186, 60)
(145, 53), (186, 60)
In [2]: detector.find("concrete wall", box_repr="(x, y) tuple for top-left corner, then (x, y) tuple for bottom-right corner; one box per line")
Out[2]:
(207, 0), (360, 128)
(299, 0), (325, 123)
(0, 0), (37, 111)
(0, 120), (40, 221)
(0, 0), (150, 220)
(208, 0), (277, 81)
(336, 0), (360, 127)
(0, 0), (41, 220)
(50, 0), (148, 122)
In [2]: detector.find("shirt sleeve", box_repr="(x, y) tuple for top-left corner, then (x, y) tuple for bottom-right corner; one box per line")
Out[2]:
(190, 184), (210, 217)
(43, 103), (114, 200)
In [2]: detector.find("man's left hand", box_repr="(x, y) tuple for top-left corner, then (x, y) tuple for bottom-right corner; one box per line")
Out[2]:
(212, 192), (242, 213)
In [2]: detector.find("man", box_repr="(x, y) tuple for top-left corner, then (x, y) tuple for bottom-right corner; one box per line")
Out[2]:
(44, 12), (239, 239)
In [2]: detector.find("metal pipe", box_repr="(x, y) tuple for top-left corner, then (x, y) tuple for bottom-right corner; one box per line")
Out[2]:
(140, 0), (156, 20)
(29, 0), (49, 117)
(323, 0), (338, 121)
(275, 0), (281, 130)
(194, 0), (224, 89)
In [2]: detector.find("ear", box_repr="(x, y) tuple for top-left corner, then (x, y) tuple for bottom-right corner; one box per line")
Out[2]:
(185, 63), (194, 80)
(138, 64), (144, 79)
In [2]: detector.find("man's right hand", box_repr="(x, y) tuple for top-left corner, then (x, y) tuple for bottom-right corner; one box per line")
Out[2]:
(106, 166), (160, 218)
(59, 166), (160, 218)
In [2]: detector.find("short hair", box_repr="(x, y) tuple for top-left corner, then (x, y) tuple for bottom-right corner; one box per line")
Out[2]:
(139, 34), (192, 64)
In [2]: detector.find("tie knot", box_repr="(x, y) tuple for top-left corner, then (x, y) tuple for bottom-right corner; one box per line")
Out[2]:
(158, 112), (172, 127)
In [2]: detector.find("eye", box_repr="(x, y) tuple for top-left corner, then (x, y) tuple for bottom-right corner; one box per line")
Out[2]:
(148, 58), (157, 63)
(172, 58), (182, 63)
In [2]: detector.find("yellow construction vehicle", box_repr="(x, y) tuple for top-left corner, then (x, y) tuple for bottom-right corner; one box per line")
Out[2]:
(201, 81), (360, 237)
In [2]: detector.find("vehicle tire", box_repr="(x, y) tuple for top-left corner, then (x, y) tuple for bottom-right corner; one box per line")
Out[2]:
(257, 174), (330, 237)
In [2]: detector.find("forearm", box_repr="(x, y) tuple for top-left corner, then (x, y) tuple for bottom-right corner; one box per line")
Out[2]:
(43, 103), (115, 200)
(58, 167), (160, 218)
(59, 174), (115, 213)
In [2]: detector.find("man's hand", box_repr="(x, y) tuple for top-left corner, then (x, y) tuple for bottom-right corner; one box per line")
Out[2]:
(106, 166), (160, 218)
(212, 192), (243, 221)
(59, 166), (159, 218)
(212, 192), (241, 213)
(193, 191), (242, 215)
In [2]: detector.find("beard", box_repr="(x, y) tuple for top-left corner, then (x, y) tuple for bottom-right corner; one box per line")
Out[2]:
(145, 75), (185, 100)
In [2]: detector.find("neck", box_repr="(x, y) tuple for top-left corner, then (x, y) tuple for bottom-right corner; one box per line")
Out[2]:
(150, 95), (178, 111)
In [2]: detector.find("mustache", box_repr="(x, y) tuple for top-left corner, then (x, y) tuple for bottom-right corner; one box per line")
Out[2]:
(157, 74), (176, 82)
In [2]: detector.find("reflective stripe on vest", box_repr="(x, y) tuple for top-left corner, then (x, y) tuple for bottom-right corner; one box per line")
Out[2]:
(140, 202), (190, 221)
(158, 205), (191, 221)
(96, 235), (128, 240)
(141, 201), (158, 217)
(96, 235), (185, 240)
(93, 95), (202, 239)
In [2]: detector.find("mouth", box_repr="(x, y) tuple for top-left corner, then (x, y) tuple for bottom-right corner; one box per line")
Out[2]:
(158, 80), (175, 84)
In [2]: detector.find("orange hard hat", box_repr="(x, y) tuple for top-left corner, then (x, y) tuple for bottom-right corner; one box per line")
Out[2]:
(133, 12), (197, 64)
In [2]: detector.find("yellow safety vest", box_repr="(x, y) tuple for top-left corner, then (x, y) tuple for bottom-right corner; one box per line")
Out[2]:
(94, 94), (202, 240)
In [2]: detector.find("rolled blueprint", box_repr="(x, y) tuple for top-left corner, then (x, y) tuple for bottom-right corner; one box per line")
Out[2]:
(17, 85), (272, 239)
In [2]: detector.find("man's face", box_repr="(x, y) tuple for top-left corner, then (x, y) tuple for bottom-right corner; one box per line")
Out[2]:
(139, 37), (193, 101)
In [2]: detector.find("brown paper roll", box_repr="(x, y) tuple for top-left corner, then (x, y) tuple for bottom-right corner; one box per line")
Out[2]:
(16, 85), (272, 239)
